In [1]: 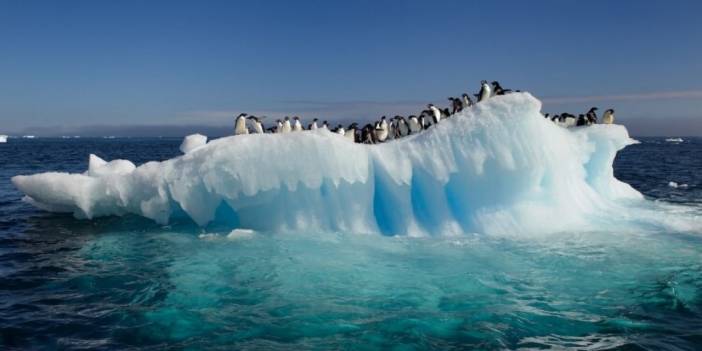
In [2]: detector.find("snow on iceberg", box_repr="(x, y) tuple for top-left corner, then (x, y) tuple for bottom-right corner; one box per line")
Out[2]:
(13, 93), (666, 236)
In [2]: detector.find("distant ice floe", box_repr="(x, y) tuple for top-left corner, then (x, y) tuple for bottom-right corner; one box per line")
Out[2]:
(668, 181), (689, 189)
(12, 93), (701, 236)
(666, 138), (684, 143)
(0, 135), (7, 143)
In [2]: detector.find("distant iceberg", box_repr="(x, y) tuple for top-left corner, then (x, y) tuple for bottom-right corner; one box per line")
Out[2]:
(666, 138), (684, 143)
(0, 135), (7, 143)
(14, 93), (678, 236)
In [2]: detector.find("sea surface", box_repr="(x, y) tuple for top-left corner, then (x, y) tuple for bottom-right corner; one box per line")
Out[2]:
(1, 137), (701, 350)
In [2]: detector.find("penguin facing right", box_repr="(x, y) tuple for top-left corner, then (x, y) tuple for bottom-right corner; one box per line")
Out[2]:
(428, 104), (442, 124)
(602, 109), (615, 124)
(292, 116), (303, 131)
(247, 116), (265, 134)
(375, 116), (389, 142)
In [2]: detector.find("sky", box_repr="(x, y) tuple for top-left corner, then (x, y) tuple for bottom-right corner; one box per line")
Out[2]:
(1, 0), (701, 136)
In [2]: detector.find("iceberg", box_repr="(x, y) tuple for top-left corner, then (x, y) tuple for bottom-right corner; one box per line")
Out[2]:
(0, 134), (7, 143)
(14, 93), (682, 236)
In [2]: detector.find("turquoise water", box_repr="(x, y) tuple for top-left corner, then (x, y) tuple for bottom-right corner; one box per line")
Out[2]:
(1, 138), (702, 349)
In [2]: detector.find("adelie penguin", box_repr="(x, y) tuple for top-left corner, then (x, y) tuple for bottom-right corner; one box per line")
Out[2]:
(602, 109), (615, 124)
(275, 119), (284, 133)
(234, 113), (249, 135)
(322, 121), (329, 130)
(308, 118), (319, 130)
(334, 124), (345, 135)
(586, 107), (598, 125)
(428, 104), (442, 124)
(282, 117), (292, 133)
(361, 124), (376, 144)
(449, 97), (463, 114)
(408, 115), (422, 134)
(394, 116), (410, 138)
(346, 123), (359, 143)
(576, 114), (587, 127)
(375, 116), (389, 142)
(461, 93), (473, 108)
(292, 116), (304, 131)
(476, 80), (491, 102)
(247, 115), (265, 134)
(491, 81), (512, 96)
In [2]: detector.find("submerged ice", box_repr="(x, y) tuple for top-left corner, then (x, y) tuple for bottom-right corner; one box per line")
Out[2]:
(14, 93), (685, 236)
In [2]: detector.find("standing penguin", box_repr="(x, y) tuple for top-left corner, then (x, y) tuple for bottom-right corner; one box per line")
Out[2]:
(234, 113), (249, 135)
(282, 117), (292, 133)
(361, 124), (376, 144)
(428, 104), (442, 124)
(308, 118), (319, 130)
(346, 123), (359, 143)
(449, 97), (463, 114)
(395, 116), (410, 137)
(293, 116), (304, 131)
(586, 107), (598, 125)
(275, 119), (284, 133)
(601, 109), (615, 124)
(576, 114), (587, 127)
(475, 80), (492, 102)
(334, 124), (345, 135)
(462, 93), (474, 108)
(477, 80), (491, 102)
(247, 116), (265, 134)
(322, 120), (329, 130)
(408, 115), (422, 134)
(374, 116), (389, 142)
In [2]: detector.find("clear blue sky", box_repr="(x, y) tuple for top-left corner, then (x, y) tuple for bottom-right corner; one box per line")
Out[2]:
(1, 0), (701, 136)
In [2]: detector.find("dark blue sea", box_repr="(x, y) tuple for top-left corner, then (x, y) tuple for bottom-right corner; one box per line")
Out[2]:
(1, 137), (701, 350)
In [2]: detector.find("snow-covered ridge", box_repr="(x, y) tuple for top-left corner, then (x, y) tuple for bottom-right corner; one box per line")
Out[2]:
(13, 93), (651, 235)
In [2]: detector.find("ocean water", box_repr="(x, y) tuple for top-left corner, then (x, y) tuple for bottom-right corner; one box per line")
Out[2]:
(1, 137), (701, 350)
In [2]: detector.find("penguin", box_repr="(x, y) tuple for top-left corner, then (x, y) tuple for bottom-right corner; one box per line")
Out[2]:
(375, 116), (389, 142)
(576, 114), (587, 127)
(247, 116), (265, 134)
(292, 116), (303, 131)
(419, 115), (429, 130)
(408, 115), (422, 134)
(308, 118), (319, 130)
(282, 117), (292, 133)
(491, 81), (512, 96)
(361, 124), (376, 144)
(346, 123), (358, 142)
(275, 119), (284, 133)
(428, 104), (442, 124)
(449, 97), (463, 114)
(543, 113), (550, 119)
(462, 93), (474, 108)
(476, 80), (491, 102)
(234, 113), (249, 135)
(387, 118), (396, 140)
(551, 114), (560, 122)
(442, 108), (451, 118)
(395, 116), (410, 137)
(586, 107), (598, 125)
(322, 121), (329, 130)
(557, 113), (575, 127)
(602, 109), (615, 124)
(335, 125), (345, 135)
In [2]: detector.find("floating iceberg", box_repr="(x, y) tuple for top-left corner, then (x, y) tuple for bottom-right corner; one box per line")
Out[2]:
(15, 93), (690, 236)
(666, 138), (684, 143)
(0, 135), (7, 143)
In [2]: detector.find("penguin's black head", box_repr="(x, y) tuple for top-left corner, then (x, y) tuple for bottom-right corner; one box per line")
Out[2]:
(284, 116), (290, 120)
(462, 93), (468, 97)
(427, 104), (434, 108)
(349, 123), (358, 129)
(491, 81), (499, 86)
(608, 109), (615, 113)
(237, 113), (248, 118)
(590, 107), (598, 111)
(247, 116), (258, 121)
(313, 118), (318, 122)
(323, 120), (328, 124)
(481, 80), (487, 85)
(293, 116), (299, 120)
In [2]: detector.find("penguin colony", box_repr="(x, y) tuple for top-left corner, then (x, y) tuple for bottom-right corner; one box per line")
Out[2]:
(233, 81), (616, 142)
